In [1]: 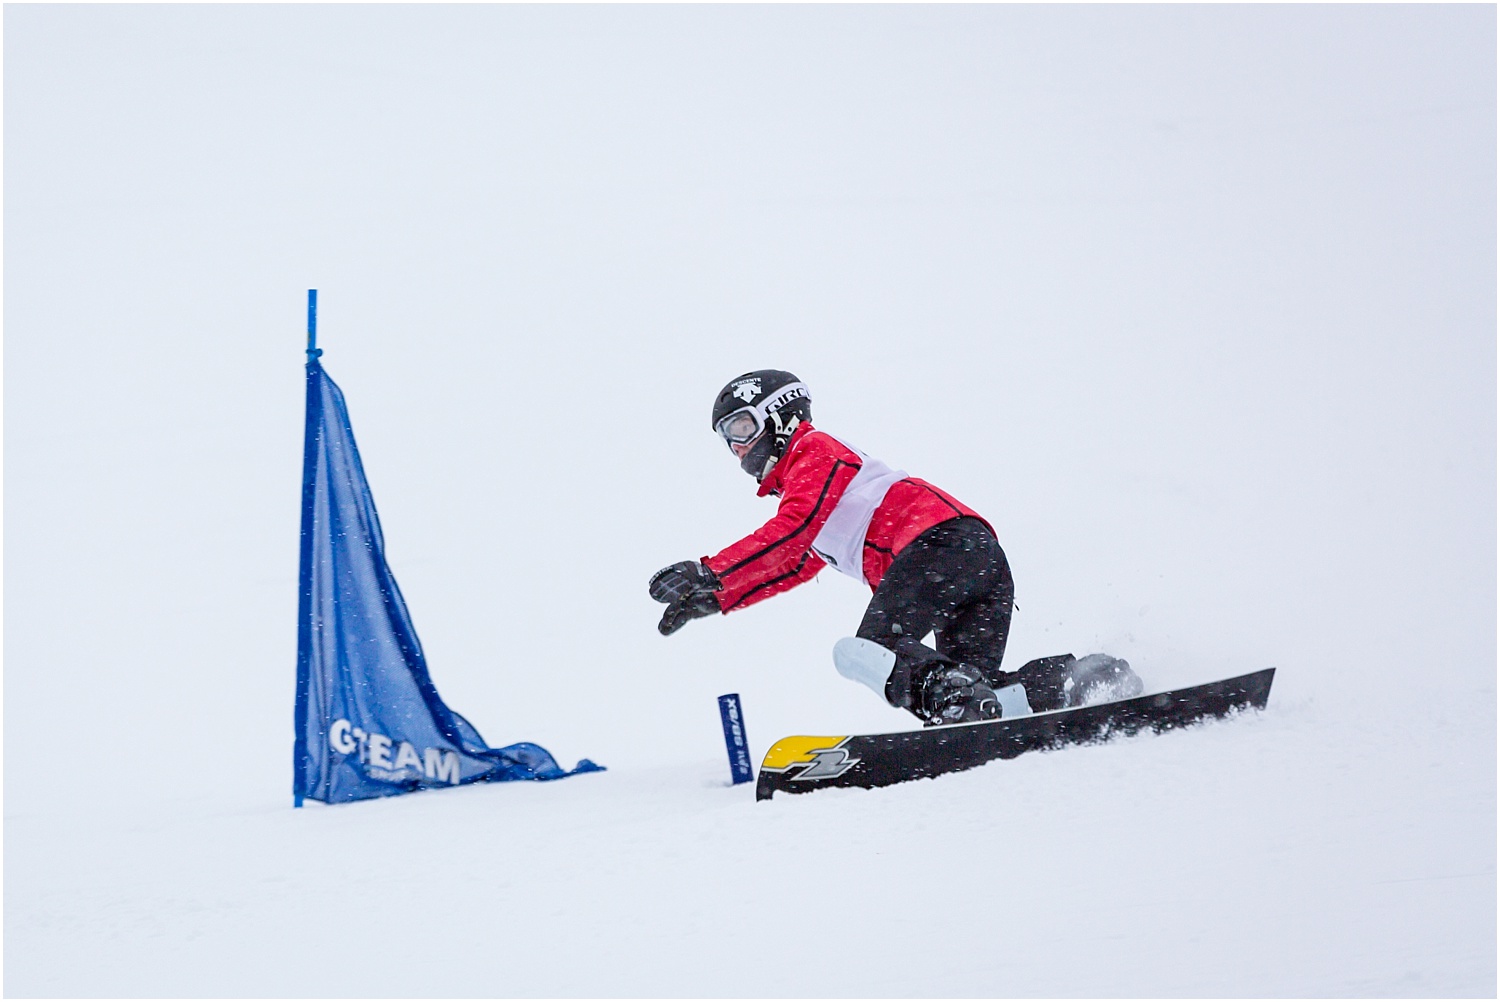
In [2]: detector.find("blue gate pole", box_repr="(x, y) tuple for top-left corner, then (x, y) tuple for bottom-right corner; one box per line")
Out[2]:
(717, 694), (754, 785)
(306, 289), (320, 359)
(294, 288), (320, 809)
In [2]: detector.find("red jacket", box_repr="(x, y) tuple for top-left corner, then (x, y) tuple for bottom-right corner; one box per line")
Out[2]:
(702, 423), (989, 613)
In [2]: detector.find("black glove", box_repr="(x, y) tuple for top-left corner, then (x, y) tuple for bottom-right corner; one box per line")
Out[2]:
(649, 560), (722, 636)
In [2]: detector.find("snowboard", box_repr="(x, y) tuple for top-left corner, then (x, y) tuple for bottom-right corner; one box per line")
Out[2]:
(755, 666), (1275, 801)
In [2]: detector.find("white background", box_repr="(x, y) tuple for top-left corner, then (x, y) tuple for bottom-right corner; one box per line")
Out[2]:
(6, 6), (1494, 996)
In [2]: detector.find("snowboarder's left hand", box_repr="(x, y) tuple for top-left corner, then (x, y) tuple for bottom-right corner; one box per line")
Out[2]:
(649, 561), (722, 635)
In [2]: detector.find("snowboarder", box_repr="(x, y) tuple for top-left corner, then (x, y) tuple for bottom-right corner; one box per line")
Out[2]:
(649, 370), (1140, 725)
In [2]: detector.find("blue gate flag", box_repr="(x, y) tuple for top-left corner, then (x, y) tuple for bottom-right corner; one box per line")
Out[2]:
(294, 350), (602, 806)
(717, 694), (754, 785)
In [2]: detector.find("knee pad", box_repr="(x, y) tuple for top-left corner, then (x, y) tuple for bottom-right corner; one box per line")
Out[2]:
(833, 637), (897, 701)
(834, 637), (1032, 718)
(833, 636), (948, 710)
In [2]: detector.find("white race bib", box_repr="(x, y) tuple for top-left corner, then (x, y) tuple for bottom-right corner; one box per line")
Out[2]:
(810, 436), (906, 586)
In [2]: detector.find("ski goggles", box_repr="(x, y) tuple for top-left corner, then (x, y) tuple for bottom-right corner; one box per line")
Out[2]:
(715, 409), (763, 447)
(714, 382), (809, 451)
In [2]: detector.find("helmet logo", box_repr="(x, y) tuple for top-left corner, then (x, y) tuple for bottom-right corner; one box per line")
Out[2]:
(732, 379), (761, 403)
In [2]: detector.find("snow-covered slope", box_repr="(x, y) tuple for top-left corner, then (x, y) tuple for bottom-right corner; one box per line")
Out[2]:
(5, 6), (1494, 996)
(8, 697), (1493, 996)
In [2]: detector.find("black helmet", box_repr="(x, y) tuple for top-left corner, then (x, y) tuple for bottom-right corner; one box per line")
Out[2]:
(711, 370), (812, 480)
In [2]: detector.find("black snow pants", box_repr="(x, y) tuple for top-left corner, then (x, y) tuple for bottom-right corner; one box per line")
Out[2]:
(857, 516), (1014, 713)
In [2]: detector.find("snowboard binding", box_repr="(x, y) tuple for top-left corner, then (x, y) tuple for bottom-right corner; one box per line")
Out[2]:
(1002, 653), (1143, 712)
(832, 637), (1032, 726)
(917, 663), (1003, 726)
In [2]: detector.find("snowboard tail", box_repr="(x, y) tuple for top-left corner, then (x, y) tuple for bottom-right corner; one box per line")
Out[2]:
(755, 667), (1275, 801)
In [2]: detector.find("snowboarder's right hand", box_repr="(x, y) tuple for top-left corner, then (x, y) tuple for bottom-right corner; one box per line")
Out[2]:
(649, 561), (722, 636)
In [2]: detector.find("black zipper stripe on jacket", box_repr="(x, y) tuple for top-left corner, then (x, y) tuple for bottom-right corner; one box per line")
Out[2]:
(725, 550), (817, 611)
(864, 540), (894, 554)
(718, 459), (858, 580)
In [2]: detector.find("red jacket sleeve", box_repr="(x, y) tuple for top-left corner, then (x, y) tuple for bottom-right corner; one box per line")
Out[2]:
(703, 429), (861, 612)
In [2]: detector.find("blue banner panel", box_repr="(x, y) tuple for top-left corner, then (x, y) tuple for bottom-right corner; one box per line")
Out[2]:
(718, 694), (754, 785)
(294, 358), (602, 805)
